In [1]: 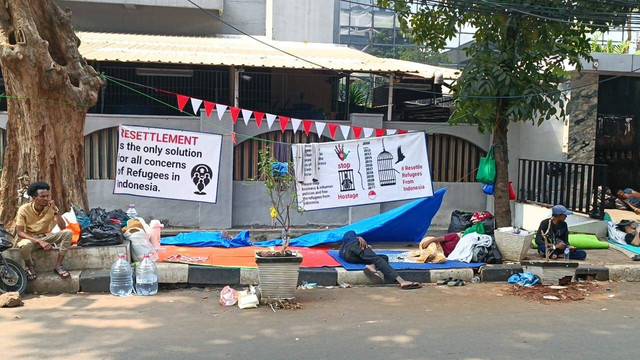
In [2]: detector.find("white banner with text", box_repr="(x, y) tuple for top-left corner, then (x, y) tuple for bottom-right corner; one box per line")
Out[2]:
(293, 132), (433, 211)
(114, 125), (223, 203)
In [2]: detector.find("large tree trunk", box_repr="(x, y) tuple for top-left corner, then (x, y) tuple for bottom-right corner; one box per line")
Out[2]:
(0, 1), (103, 228)
(492, 119), (511, 228)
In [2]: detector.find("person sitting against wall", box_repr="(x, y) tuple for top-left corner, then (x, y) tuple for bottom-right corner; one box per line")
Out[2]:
(616, 220), (640, 247)
(535, 205), (587, 260)
(339, 230), (421, 289)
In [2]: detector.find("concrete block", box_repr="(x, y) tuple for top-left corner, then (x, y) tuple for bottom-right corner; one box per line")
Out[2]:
(608, 265), (640, 282)
(4, 242), (129, 272)
(188, 266), (240, 285)
(27, 270), (81, 294)
(336, 268), (374, 285)
(240, 268), (259, 285)
(80, 269), (110, 293)
(576, 266), (609, 281)
(156, 262), (188, 284)
(480, 264), (523, 282)
(429, 268), (474, 283)
(298, 268), (338, 286)
(394, 270), (430, 283)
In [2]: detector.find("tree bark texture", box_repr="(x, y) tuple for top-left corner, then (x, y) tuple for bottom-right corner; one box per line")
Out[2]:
(0, 0), (103, 228)
(492, 119), (511, 228)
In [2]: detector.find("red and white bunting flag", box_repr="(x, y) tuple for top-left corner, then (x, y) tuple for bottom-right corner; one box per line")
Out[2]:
(216, 104), (228, 121)
(397, 129), (408, 134)
(241, 109), (253, 126)
(340, 125), (350, 139)
(176, 94), (190, 112)
(231, 132), (237, 145)
(328, 123), (338, 139)
(315, 122), (326, 137)
(229, 107), (241, 124)
(363, 127), (374, 138)
(375, 129), (385, 137)
(303, 120), (313, 135)
(266, 114), (277, 129)
(190, 98), (203, 115)
(254, 112), (265, 128)
(204, 101), (215, 117)
(352, 126), (363, 139)
(386, 129), (397, 135)
(291, 118), (302, 134)
(279, 116), (290, 133)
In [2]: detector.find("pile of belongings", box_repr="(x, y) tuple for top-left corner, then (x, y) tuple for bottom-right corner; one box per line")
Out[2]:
(447, 210), (502, 264)
(75, 207), (127, 247)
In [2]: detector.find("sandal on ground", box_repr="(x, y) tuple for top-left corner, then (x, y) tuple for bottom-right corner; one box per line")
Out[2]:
(448, 279), (465, 287)
(632, 255), (640, 261)
(401, 282), (422, 290)
(53, 265), (70, 278)
(438, 277), (453, 285)
(363, 267), (384, 283)
(25, 266), (37, 281)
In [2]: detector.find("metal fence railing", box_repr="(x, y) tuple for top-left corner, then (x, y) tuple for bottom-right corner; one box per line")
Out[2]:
(517, 159), (608, 219)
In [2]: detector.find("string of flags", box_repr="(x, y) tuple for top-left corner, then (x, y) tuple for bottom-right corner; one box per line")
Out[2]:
(171, 90), (410, 144)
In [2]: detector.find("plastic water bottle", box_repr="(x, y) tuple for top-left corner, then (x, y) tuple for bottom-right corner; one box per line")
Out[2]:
(135, 253), (158, 296)
(126, 204), (138, 219)
(110, 253), (133, 297)
(564, 246), (570, 262)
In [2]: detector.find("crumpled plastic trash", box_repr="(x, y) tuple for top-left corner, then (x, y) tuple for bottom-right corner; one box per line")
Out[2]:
(507, 272), (540, 287)
(237, 285), (259, 309)
(220, 286), (238, 306)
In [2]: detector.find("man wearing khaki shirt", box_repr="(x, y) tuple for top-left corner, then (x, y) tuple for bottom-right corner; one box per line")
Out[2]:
(15, 182), (72, 280)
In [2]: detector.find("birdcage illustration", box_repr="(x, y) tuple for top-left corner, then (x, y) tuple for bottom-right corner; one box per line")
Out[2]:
(377, 139), (397, 186)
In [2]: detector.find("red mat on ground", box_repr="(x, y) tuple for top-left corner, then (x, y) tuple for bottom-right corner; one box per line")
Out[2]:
(157, 245), (340, 268)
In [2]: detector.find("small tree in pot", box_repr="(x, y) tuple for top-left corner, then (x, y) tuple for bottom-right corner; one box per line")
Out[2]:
(254, 148), (304, 302)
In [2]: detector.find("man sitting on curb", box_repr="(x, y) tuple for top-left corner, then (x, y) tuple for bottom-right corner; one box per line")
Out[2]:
(339, 230), (421, 289)
(535, 205), (587, 260)
(15, 182), (72, 280)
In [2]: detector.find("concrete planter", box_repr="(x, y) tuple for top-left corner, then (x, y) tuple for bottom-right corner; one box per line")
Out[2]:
(494, 229), (534, 262)
(255, 251), (303, 302)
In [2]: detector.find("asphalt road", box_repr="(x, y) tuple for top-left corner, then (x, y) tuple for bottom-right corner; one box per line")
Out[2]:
(1, 282), (639, 360)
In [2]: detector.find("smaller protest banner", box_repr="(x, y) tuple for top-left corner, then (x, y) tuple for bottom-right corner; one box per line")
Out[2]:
(114, 125), (223, 203)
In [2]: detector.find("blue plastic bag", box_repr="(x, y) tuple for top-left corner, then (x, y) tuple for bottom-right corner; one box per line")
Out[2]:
(507, 272), (540, 287)
(482, 183), (494, 195)
(271, 162), (288, 177)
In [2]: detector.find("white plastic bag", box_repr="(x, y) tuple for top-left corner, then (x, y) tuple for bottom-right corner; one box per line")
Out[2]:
(124, 227), (158, 262)
(237, 285), (259, 309)
(220, 286), (238, 306)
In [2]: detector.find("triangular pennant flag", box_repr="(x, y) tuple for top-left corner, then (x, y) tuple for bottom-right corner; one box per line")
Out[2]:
(231, 132), (237, 145)
(279, 116), (290, 133)
(375, 128), (385, 137)
(190, 98), (203, 115)
(204, 101), (215, 117)
(266, 114), (277, 129)
(328, 123), (339, 139)
(241, 109), (253, 126)
(229, 106), (241, 124)
(340, 125), (350, 139)
(176, 94), (190, 112)
(315, 122), (326, 137)
(303, 120), (313, 136)
(386, 129), (397, 135)
(363, 127), (374, 138)
(352, 126), (363, 139)
(291, 118), (302, 134)
(397, 129), (408, 134)
(254, 112), (265, 128)
(216, 104), (228, 121)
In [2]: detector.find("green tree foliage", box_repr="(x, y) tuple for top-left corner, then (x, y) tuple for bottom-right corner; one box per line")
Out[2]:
(340, 79), (370, 107)
(380, 0), (635, 226)
(590, 32), (631, 54)
(367, 30), (452, 65)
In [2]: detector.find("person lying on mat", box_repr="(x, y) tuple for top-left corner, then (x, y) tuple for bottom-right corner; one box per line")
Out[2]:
(616, 188), (640, 206)
(339, 231), (421, 289)
(617, 220), (640, 246)
(535, 205), (587, 260)
(418, 232), (463, 257)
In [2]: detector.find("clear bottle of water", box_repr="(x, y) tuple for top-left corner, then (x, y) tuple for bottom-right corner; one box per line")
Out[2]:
(110, 253), (133, 297)
(135, 253), (158, 296)
(564, 246), (570, 262)
(126, 204), (138, 219)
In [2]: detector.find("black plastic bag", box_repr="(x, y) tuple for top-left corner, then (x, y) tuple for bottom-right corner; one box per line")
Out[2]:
(78, 222), (124, 247)
(447, 210), (473, 234)
(105, 209), (130, 228)
(481, 217), (496, 236)
(72, 206), (91, 229)
(471, 238), (502, 264)
(89, 208), (107, 224)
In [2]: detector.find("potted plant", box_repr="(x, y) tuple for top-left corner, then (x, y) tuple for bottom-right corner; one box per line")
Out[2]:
(254, 148), (304, 303)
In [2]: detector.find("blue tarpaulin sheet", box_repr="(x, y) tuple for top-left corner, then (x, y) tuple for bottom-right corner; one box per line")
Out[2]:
(161, 231), (251, 248)
(328, 250), (485, 270)
(255, 188), (446, 247)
